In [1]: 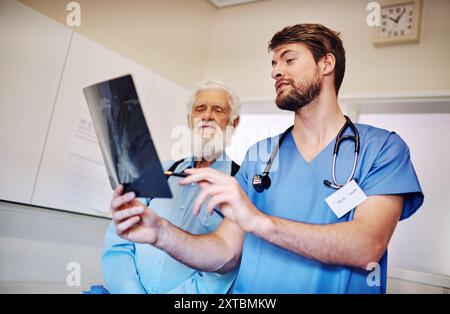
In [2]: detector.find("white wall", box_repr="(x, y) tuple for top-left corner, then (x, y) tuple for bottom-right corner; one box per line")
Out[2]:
(0, 201), (109, 294)
(18, 0), (450, 96)
(0, 0), (72, 203)
(204, 0), (450, 97)
(0, 0), (189, 217)
(358, 113), (450, 278)
(19, 0), (216, 89)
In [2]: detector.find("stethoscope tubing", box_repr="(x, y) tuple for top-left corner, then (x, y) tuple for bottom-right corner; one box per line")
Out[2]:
(253, 115), (360, 192)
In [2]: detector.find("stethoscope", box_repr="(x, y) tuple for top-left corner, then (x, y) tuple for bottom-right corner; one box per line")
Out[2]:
(252, 115), (360, 192)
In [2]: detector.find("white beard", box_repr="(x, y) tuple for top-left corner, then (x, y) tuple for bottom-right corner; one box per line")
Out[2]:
(191, 121), (233, 161)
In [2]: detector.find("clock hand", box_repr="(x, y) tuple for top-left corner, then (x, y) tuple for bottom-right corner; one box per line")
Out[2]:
(389, 16), (398, 23)
(395, 8), (406, 23)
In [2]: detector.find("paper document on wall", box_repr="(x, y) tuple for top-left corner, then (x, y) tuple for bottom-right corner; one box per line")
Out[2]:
(56, 117), (112, 214)
(67, 117), (104, 164)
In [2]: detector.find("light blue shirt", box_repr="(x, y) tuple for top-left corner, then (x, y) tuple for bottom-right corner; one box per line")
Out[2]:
(233, 123), (424, 294)
(102, 152), (237, 294)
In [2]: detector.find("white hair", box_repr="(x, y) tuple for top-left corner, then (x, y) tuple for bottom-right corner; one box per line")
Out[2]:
(187, 80), (241, 123)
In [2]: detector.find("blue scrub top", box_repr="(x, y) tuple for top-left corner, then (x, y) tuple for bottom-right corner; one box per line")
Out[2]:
(233, 123), (424, 294)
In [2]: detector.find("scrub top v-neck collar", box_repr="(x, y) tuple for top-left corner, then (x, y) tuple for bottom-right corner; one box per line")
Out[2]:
(285, 131), (336, 166)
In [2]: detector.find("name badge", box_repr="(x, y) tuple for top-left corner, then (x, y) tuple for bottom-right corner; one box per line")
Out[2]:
(325, 180), (368, 218)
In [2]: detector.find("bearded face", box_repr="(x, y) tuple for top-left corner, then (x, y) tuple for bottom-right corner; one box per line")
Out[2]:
(275, 69), (322, 112)
(190, 119), (233, 161)
(188, 89), (237, 161)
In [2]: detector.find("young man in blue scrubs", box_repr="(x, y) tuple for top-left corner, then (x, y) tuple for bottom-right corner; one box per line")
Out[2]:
(102, 81), (240, 293)
(109, 24), (424, 293)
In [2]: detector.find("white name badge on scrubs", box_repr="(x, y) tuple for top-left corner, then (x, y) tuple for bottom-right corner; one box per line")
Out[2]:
(325, 180), (368, 218)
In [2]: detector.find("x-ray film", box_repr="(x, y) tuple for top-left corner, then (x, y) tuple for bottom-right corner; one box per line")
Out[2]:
(83, 74), (172, 198)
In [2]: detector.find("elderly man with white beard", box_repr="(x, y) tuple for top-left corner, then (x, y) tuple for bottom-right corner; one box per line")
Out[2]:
(102, 81), (241, 294)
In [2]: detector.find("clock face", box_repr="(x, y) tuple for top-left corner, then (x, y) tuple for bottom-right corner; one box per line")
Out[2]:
(380, 3), (415, 38)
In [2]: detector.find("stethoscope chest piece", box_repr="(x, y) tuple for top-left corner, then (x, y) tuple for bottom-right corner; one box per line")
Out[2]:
(252, 173), (271, 193)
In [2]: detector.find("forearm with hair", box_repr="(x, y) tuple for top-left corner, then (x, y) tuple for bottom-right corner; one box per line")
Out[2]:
(254, 215), (384, 269)
(250, 195), (403, 269)
(153, 219), (238, 273)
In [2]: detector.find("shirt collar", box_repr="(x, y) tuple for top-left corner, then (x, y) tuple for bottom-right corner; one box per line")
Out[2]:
(185, 151), (232, 174)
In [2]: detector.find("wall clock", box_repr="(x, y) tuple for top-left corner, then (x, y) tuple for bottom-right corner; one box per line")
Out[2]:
(373, 0), (422, 46)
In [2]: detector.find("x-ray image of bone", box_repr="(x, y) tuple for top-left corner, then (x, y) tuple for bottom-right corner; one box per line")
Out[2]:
(100, 96), (139, 184)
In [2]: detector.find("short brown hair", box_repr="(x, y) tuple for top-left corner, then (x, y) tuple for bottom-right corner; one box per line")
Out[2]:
(268, 23), (346, 95)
